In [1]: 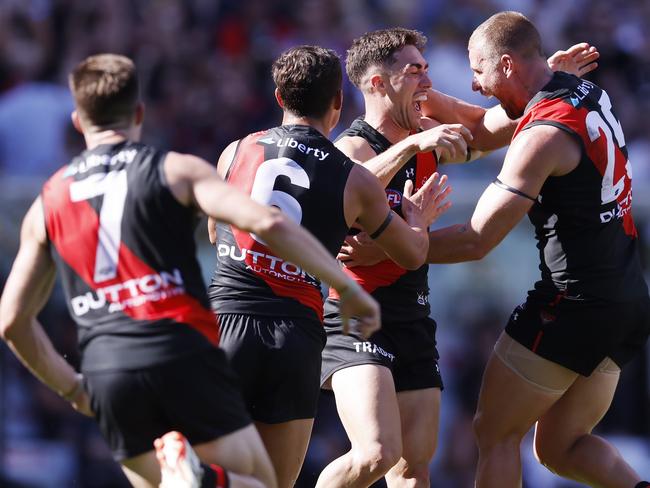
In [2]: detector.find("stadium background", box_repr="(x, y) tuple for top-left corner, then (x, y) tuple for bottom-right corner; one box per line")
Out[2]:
(0, 0), (648, 486)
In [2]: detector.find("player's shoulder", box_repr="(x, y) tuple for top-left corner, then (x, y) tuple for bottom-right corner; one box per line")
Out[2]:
(335, 135), (376, 163)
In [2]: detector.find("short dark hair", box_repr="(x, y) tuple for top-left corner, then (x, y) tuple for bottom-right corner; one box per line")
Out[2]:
(346, 27), (427, 88)
(69, 53), (139, 128)
(271, 45), (342, 119)
(470, 11), (543, 61)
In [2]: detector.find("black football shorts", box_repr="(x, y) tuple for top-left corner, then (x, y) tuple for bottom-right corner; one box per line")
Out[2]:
(506, 291), (650, 376)
(84, 346), (251, 461)
(321, 314), (443, 392)
(217, 313), (326, 423)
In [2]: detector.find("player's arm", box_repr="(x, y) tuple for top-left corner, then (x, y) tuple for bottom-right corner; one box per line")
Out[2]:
(336, 127), (471, 187)
(165, 152), (381, 337)
(421, 90), (514, 151)
(345, 164), (451, 270)
(0, 198), (92, 416)
(207, 139), (239, 244)
(426, 125), (580, 263)
(419, 116), (489, 164)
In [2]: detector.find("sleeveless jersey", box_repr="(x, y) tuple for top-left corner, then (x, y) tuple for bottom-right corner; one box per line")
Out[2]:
(208, 125), (354, 322)
(325, 118), (438, 323)
(515, 71), (648, 301)
(42, 141), (217, 372)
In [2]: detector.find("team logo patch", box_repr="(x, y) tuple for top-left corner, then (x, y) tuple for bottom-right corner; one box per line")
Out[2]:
(386, 189), (402, 208)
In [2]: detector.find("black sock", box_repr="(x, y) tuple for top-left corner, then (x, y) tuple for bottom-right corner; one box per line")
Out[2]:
(201, 463), (230, 488)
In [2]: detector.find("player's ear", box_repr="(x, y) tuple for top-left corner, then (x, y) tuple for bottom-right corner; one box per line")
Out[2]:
(369, 72), (385, 93)
(71, 110), (83, 134)
(274, 88), (284, 109)
(501, 54), (515, 77)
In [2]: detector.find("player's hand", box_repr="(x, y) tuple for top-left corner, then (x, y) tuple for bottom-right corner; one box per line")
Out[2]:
(402, 172), (452, 228)
(207, 217), (218, 245)
(338, 282), (380, 339)
(337, 233), (386, 267)
(411, 124), (472, 162)
(547, 42), (599, 77)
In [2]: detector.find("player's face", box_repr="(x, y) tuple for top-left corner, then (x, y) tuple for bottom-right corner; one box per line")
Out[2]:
(469, 43), (523, 120)
(383, 45), (431, 131)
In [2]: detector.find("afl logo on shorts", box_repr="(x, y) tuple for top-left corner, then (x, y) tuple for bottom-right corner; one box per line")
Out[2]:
(386, 189), (402, 208)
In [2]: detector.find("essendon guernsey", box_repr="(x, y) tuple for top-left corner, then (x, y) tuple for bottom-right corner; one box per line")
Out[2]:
(515, 71), (647, 301)
(208, 125), (353, 322)
(325, 118), (439, 323)
(42, 141), (217, 371)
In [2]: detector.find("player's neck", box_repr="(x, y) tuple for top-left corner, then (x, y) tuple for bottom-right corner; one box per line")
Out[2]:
(521, 61), (554, 104)
(363, 109), (411, 145)
(84, 127), (139, 150)
(281, 113), (330, 138)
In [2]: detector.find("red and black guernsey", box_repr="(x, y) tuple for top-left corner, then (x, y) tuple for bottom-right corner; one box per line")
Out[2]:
(516, 71), (647, 301)
(325, 117), (438, 324)
(42, 141), (218, 372)
(208, 125), (354, 322)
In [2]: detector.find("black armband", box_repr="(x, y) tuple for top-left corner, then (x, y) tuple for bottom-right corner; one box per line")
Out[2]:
(492, 178), (536, 202)
(369, 211), (394, 240)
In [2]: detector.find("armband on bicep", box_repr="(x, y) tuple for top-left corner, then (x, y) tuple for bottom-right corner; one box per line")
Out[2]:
(369, 211), (394, 240)
(492, 178), (537, 202)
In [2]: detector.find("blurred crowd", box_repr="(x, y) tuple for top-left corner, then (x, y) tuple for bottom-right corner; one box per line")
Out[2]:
(0, 0), (649, 486)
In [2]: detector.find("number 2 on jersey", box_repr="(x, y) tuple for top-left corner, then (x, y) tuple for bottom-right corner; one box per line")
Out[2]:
(69, 169), (128, 283)
(585, 90), (630, 205)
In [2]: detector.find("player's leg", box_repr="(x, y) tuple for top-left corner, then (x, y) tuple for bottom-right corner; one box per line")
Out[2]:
(123, 424), (276, 488)
(384, 387), (440, 488)
(315, 364), (402, 488)
(534, 358), (644, 487)
(473, 333), (578, 488)
(219, 315), (324, 488)
(254, 419), (314, 488)
(121, 452), (160, 488)
(533, 295), (650, 487)
(385, 317), (443, 487)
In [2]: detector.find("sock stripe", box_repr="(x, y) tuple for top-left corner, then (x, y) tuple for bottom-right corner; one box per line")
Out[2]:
(210, 464), (229, 488)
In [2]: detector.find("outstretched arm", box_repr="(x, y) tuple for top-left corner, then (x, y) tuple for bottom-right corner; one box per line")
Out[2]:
(166, 152), (381, 337)
(426, 125), (580, 263)
(0, 198), (92, 416)
(336, 125), (471, 187)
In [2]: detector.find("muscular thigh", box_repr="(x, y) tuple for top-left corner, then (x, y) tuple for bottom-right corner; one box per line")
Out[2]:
(494, 332), (577, 394)
(218, 313), (325, 423)
(321, 322), (398, 389)
(506, 293), (650, 376)
(396, 387), (441, 461)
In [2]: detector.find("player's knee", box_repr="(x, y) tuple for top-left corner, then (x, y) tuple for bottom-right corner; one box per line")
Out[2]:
(533, 433), (572, 477)
(472, 411), (521, 451)
(353, 441), (402, 476)
(472, 410), (491, 446)
(399, 460), (431, 484)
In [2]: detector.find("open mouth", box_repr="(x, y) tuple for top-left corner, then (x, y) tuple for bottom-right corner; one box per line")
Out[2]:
(413, 93), (427, 113)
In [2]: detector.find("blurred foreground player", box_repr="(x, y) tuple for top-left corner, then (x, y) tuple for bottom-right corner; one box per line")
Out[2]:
(0, 53), (382, 488)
